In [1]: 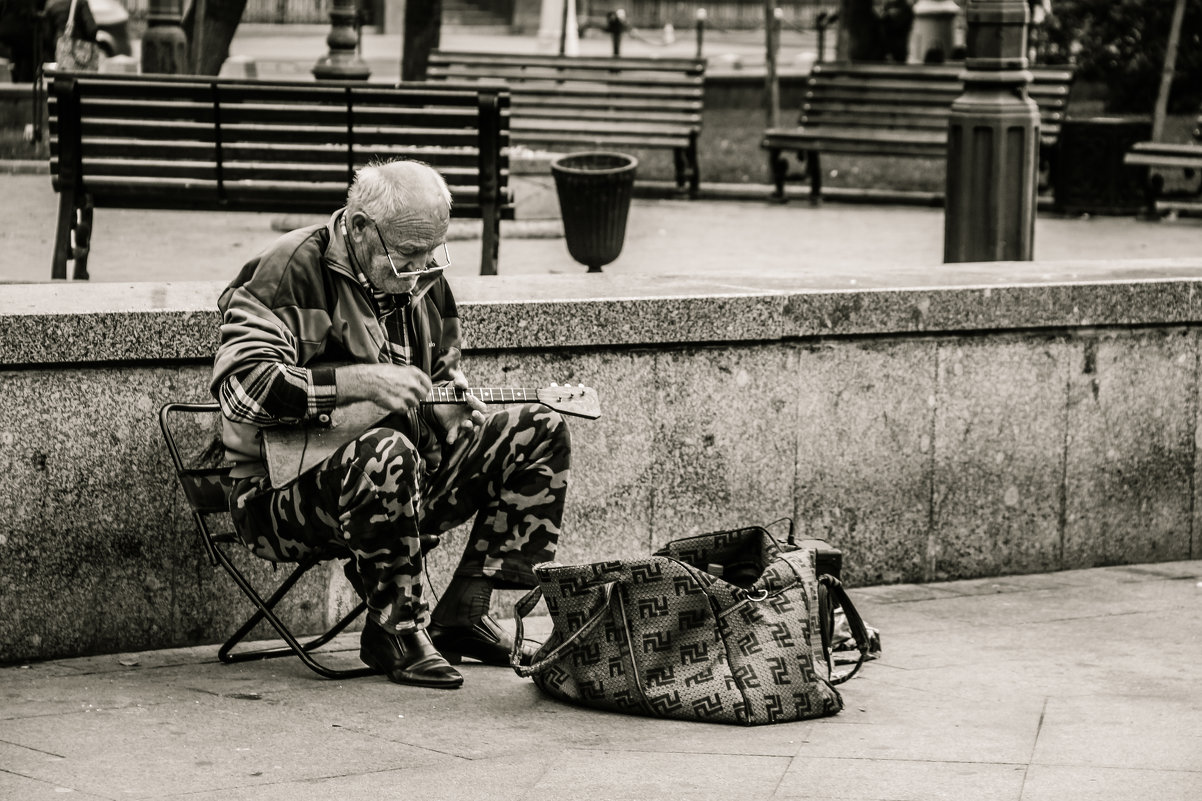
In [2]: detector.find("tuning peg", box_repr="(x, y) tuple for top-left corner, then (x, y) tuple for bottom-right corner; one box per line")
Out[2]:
(551, 382), (558, 387)
(578, 383), (584, 388)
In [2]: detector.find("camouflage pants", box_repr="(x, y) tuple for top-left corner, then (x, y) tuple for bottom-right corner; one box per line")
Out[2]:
(230, 404), (571, 633)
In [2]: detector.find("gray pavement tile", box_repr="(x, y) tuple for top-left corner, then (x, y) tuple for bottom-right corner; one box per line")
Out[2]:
(789, 680), (1045, 764)
(156, 753), (556, 801)
(777, 756), (1028, 801)
(1032, 695), (1202, 772)
(530, 749), (790, 800)
(601, 718), (820, 758)
(845, 583), (967, 604)
(0, 694), (461, 798)
(0, 766), (111, 801)
(859, 576), (1197, 633)
(1021, 765), (1202, 801)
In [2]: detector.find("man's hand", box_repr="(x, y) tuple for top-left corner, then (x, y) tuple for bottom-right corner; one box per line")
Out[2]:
(432, 368), (487, 444)
(336, 363), (432, 412)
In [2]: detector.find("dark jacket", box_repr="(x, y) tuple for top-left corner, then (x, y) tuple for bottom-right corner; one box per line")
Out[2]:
(211, 209), (460, 473)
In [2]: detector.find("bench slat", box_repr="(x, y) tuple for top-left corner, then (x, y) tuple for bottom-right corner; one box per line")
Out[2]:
(78, 98), (490, 129)
(512, 130), (691, 148)
(430, 51), (704, 72)
(430, 69), (703, 91)
(517, 94), (701, 113)
(78, 118), (491, 149)
(80, 157), (491, 184)
(81, 176), (497, 210)
(79, 139), (491, 168)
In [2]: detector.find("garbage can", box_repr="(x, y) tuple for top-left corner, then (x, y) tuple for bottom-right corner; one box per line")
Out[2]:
(550, 151), (638, 272)
(1053, 116), (1152, 216)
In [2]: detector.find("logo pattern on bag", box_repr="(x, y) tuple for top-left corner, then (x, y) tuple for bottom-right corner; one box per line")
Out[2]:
(524, 527), (845, 725)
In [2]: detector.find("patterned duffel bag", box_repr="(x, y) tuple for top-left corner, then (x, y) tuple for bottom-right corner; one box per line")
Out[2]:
(510, 526), (869, 725)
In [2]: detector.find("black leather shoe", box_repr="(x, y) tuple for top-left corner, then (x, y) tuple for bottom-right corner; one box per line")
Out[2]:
(360, 620), (463, 689)
(429, 614), (540, 667)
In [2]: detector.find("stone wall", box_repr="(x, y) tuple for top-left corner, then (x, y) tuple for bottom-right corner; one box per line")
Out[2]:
(2, 270), (1200, 662)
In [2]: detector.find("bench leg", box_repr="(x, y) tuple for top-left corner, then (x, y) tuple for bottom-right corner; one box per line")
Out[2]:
(767, 148), (788, 202)
(684, 134), (700, 198)
(72, 194), (94, 281)
(480, 203), (499, 276)
(806, 151), (823, 206)
(52, 187), (77, 280)
(1139, 173), (1165, 221)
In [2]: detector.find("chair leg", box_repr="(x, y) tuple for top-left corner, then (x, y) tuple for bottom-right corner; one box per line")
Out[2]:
(214, 549), (377, 679)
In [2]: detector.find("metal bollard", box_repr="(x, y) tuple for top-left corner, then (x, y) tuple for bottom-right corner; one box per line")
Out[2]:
(943, 0), (1039, 263)
(141, 0), (189, 75)
(313, 0), (370, 80)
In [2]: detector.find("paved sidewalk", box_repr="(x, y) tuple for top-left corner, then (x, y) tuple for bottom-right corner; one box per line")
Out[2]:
(4, 170), (1202, 286)
(2, 561), (1199, 800)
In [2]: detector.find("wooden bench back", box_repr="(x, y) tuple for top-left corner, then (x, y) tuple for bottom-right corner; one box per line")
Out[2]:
(800, 63), (1074, 145)
(427, 51), (705, 150)
(47, 71), (512, 218)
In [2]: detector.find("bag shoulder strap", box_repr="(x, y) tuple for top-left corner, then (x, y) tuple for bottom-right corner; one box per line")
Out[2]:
(820, 574), (871, 685)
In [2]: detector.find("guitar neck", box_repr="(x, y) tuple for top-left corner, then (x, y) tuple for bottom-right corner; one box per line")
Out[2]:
(423, 387), (539, 405)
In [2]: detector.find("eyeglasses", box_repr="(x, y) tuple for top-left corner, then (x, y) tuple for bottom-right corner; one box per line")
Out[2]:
(372, 219), (451, 278)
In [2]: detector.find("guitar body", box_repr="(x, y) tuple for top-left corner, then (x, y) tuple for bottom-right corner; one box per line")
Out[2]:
(263, 385), (599, 487)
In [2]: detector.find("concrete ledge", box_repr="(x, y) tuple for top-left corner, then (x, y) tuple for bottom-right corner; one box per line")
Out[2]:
(5, 268), (1202, 366)
(4, 267), (1202, 662)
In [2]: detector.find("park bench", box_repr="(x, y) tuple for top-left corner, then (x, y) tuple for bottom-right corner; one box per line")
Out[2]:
(426, 50), (705, 196)
(1123, 114), (1202, 218)
(46, 71), (513, 280)
(761, 62), (1076, 202)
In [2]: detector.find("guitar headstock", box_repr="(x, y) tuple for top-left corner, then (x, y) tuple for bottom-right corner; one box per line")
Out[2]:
(537, 383), (601, 420)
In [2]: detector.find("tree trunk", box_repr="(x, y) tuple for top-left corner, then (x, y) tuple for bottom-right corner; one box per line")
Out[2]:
(837, 0), (886, 62)
(401, 0), (442, 81)
(182, 0), (248, 76)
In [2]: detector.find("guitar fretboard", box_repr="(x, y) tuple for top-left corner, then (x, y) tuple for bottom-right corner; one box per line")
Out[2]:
(423, 387), (538, 405)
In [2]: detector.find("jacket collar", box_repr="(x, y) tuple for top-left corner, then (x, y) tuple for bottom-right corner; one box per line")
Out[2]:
(324, 208), (357, 282)
(327, 207), (444, 306)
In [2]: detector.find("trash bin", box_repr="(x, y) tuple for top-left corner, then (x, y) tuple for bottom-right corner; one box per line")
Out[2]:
(1053, 116), (1152, 216)
(550, 151), (638, 272)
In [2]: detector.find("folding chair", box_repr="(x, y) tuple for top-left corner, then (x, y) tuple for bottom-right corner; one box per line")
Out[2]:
(159, 401), (376, 679)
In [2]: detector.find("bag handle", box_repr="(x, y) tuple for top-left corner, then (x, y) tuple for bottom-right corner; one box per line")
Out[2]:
(510, 582), (617, 678)
(820, 574), (871, 685)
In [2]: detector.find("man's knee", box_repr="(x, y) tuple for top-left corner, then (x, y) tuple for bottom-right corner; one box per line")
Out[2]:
(337, 426), (423, 501)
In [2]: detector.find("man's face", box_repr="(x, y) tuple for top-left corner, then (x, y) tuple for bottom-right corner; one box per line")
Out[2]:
(349, 210), (449, 296)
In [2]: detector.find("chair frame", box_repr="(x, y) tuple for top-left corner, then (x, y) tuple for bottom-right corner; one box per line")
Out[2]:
(159, 401), (376, 679)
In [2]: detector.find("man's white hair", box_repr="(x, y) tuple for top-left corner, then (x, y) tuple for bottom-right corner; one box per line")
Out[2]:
(346, 159), (453, 223)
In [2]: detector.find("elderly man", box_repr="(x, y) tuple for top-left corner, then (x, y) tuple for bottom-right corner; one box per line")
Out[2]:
(211, 159), (571, 690)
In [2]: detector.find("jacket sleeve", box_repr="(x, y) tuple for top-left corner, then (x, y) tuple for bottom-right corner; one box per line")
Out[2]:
(210, 275), (336, 425)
